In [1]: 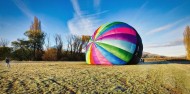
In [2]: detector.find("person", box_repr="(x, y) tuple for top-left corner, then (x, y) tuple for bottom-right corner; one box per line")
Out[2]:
(141, 58), (144, 63)
(142, 58), (144, 63)
(5, 57), (10, 68)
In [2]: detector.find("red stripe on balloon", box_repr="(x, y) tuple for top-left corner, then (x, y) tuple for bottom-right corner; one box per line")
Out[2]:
(90, 43), (95, 64)
(91, 44), (101, 64)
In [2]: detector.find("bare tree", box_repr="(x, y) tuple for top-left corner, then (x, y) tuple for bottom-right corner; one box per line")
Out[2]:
(66, 35), (74, 54)
(0, 38), (9, 47)
(45, 34), (51, 50)
(184, 26), (190, 60)
(66, 34), (90, 54)
(54, 34), (63, 60)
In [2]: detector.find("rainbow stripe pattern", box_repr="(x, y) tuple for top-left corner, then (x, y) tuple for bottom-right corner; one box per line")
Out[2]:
(86, 22), (139, 65)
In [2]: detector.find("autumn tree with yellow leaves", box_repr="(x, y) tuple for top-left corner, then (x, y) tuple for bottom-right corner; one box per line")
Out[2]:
(184, 26), (190, 60)
(24, 17), (45, 60)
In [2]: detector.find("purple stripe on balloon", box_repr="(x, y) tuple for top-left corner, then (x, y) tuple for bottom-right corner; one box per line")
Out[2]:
(92, 44), (101, 64)
(97, 34), (137, 44)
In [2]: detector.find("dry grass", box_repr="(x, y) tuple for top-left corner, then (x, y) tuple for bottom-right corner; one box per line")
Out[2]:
(0, 61), (190, 94)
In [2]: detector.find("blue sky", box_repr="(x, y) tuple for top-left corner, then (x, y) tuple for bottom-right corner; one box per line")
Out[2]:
(0, 0), (190, 56)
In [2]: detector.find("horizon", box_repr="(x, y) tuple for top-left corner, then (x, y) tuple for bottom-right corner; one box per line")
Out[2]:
(1, 0), (190, 57)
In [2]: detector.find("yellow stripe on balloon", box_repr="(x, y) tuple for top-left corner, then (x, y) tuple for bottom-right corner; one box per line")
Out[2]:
(94, 22), (109, 40)
(86, 44), (92, 64)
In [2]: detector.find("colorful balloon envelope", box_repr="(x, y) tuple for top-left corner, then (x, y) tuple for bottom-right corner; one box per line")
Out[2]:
(86, 22), (143, 65)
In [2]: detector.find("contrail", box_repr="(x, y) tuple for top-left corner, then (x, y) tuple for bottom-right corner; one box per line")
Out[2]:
(12, 0), (34, 20)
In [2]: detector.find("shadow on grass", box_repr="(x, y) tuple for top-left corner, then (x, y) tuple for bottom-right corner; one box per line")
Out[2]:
(80, 60), (190, 66)
(139, 60), (190, 65)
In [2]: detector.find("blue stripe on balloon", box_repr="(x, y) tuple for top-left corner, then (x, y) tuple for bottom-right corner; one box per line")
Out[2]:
(95, 43), (127, 65)
(96, 22), (135, 39)
(96, 39), (136, 54)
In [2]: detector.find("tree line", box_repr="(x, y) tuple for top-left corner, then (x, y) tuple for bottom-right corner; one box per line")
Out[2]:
(0, 17), (90, 61)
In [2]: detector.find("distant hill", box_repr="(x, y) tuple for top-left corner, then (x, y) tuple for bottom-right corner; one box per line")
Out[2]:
(142, 52), (186, 59)
(142, 52), (167, 58)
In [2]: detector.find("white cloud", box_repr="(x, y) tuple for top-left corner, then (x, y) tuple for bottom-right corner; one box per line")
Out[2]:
(13, 0), (33, 19)
(68, 0), (104, 36)
(68, 16), (98, 35)
(146, 17), (190, 35)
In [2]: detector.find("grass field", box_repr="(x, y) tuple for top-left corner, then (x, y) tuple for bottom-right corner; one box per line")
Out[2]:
(0, 61), (190, 94)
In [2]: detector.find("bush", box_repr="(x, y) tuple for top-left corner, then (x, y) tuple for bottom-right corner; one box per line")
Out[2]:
(42, 48), (57, 61)
(11, 48), (32, 61)
(0, 47), (12, 60)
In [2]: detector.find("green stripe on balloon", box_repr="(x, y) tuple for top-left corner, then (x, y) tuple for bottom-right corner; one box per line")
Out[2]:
(96, 39), (136, 54)
(96, 42), (133, 63)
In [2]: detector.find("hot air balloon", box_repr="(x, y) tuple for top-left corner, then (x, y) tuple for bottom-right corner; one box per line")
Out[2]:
(86, 22), (143, 65)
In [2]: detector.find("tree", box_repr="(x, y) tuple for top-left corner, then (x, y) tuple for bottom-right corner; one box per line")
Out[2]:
(66, 34), (90, 54)
(0, 38), (11, 60)
(66, 34), (73, 54)
(0, 47), (12, 60)
(82, 35), (90, 52)
(66, 35), (81, 55)
(11, 39), (32, 60)
(73, 35), (82, 54)
(45, 34), (51, 49)
(54, 34), (63, 60)
(65, 34), (89, 60)
(24, 17), (45, 60)
(0, 38), (9, 47)
(184, 26), (190, 60)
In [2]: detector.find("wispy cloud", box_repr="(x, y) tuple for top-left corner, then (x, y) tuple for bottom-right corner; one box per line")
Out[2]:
(132, 1), (148, 22)
(13, 0), (33, 19)
(146, 38), (183, 48)
(86, 10), (108, 17)
(146, 17), (190, 35)
(13, 0), (49, 30)
(67, 0), (106, 35)
(166, 2), (186, 16)
(70, 0), (82, 16)
(94, 0), (100, 11)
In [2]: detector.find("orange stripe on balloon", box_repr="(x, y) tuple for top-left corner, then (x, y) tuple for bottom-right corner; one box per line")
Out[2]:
(90, 43), (95, 64)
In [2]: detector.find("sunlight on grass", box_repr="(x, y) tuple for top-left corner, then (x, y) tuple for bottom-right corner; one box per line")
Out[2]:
(0, 62), (190, 93)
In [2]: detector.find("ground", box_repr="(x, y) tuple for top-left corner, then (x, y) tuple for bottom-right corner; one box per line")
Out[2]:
(0, 61), (190, 94)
